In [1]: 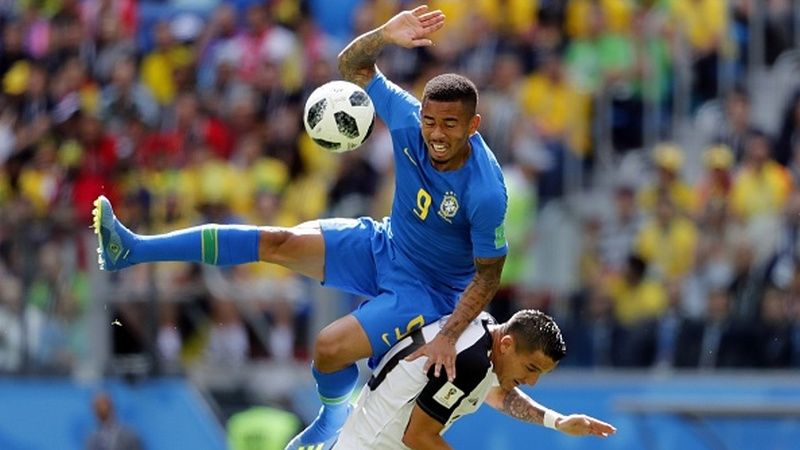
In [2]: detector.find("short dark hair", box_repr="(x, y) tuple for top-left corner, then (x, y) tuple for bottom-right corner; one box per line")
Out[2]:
(422, 73), (478, 115)
(502, 309), (566, 362)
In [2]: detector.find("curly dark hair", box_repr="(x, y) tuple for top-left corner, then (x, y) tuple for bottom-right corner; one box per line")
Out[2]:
(422, 73), (478, 115)
(501, 309), (566, 362)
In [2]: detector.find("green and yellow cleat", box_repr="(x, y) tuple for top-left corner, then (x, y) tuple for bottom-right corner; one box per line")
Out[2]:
(92, 195), (135, 271)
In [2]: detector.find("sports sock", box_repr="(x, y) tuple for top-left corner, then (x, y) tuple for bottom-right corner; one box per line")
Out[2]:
(295, 364), (358, 443)
(314, 363), (358, 408)
(131, 225), (261, 265)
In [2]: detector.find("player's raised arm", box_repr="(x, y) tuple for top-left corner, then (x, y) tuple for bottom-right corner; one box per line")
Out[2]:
(485, 387), (617, 438)
(338, 5), (445, 88)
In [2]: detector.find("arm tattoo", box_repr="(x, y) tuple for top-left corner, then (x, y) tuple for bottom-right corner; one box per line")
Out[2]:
(440, 255), (505, 341)
(337, 29), (386, 88)
(501, 388), (546, 425)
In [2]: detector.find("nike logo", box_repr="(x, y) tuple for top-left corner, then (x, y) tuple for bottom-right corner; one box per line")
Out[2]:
(403, 147), (418, 166)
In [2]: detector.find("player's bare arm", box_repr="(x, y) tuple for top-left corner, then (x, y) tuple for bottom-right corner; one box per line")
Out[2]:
(407, 255), (505, 380)
(441, 255), (506, 342)
(337, 29), (385, 88)
(486, 387), (617, 438)
(338, 5), (445, 88)
(402, 405), (452, 450)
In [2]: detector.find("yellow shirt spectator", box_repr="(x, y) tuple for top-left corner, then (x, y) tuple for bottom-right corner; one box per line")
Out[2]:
(18, 142), (61, 217)
(638, 181), (697, 216)
(639, 143), (697, 215)
(668, 0), (727, 52)
(518, 68), (591, 155)
(606, 272), (668, 326)
(18, 167), (60, 216)
(476, 0), (537, 36)
(635, 214), (699, 280)
(0, 169), (9, 205)
(141, 45), (193, 105)
(730, 161), (792, 220)
(600, 0), (634, 34)
(565, 0), (592, 39)
(140, 169), (198, 231)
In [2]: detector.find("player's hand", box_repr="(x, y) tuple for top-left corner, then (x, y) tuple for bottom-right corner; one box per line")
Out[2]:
(380, 5), (445, 49)
(556, 414), (616, 438)
(405, 332), (457, 381)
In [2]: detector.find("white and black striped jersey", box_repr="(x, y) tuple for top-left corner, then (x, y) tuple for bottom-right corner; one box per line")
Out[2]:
(332, 312), (498, 450)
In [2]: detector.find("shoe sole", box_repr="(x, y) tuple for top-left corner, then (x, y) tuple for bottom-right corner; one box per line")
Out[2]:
(92, 196), (106, 270)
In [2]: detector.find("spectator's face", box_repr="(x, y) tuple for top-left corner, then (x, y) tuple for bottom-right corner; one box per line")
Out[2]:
(492, 56), (521, 90)
(215, 5), (237, 36)
(493, 336), (556, 391)
(744, 135), (770, 165)
(246, 6), (267, 32)
(614, 188), (636, 219)
(3, 23), (22, 51)
(153, 22), (173, 49)
(655, 197), (674, 225)
(230, 96), (256, 127)
(420, 99), (480, 170)
(92, 395), (113, 423)
(98, 15), (120, 42)
(726, 94), (748, 127)
(542, 56), (563, 81)
(26, 66), (47, 96)
(175, 95), (198, 125)
(111, 59), (136, 88)
(79, 116), (103, 142)
(61, 20), (83, 49)
(60, 58), (86, 92)
(254, 62), (280, 91)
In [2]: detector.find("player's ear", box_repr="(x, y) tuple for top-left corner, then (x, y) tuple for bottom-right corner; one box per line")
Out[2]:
(469, 114), (481, 135)
(499, 334), (514, 354)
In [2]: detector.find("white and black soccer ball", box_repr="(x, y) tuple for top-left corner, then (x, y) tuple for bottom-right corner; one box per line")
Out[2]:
(303, 80), (375, 153)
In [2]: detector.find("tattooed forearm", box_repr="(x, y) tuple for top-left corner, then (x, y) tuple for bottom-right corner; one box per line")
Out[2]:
(337, 29), (387, 88)
(501, 388), (546, 424)
(440, 255), (505, 341)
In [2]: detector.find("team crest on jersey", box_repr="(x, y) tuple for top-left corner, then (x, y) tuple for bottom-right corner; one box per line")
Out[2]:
(438, 191), (459, 222)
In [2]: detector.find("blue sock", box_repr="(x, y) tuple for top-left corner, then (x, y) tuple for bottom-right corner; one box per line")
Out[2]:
(314, 363), (358, 407)
(131, 225), (260, 265)
(296, 364), (358, 443)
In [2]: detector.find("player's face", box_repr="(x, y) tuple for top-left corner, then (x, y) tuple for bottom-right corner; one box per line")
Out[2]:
(420, 99), (480, 171)
(494, 335), (557, 391)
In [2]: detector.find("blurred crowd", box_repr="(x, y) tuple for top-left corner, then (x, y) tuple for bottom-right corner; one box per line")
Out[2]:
(0, 0), (799, 380)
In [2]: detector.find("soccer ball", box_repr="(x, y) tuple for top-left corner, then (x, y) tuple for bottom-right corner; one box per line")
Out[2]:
(303, 80), (375, 153)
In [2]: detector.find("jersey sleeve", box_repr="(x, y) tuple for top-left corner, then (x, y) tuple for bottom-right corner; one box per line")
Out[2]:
(469, 186), (509, 258)
(365, 71), (421, 132)
(415, 335), (492, 424)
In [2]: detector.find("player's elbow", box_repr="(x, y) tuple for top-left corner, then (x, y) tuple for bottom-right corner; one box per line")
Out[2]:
(401, 432), (420, 449)
(402, 428), (430, 449)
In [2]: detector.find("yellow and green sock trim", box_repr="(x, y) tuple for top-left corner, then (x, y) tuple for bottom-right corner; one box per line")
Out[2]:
(201, 227), (219, 265)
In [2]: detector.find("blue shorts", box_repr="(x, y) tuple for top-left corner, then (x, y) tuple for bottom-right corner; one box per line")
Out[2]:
(320, 217), (460, 360)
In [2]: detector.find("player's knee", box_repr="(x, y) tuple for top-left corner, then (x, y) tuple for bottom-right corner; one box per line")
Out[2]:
(313, 330), (348, 371)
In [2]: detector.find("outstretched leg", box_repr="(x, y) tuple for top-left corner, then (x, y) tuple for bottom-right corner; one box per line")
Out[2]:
(285, 315), (372, 450)
(92, 195), (325, 279)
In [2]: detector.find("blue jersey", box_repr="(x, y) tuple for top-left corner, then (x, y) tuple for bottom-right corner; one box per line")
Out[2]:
(366, 72), (508, 291)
